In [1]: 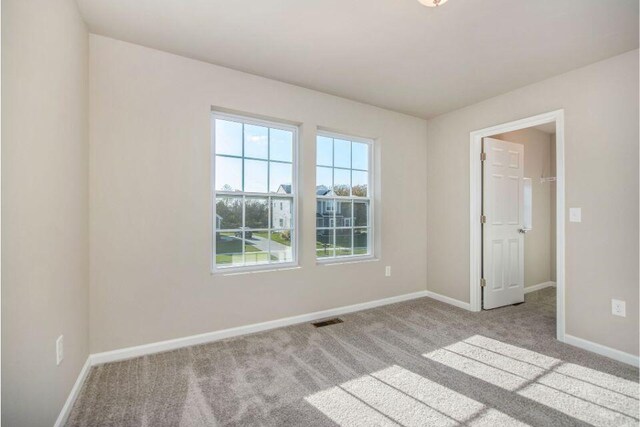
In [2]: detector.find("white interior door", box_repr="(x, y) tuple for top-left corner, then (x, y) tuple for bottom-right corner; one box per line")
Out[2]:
(482, 137), (525, 309)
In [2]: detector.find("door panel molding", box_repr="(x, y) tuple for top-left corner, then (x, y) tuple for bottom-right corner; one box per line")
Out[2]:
(482, 138), (524, 309)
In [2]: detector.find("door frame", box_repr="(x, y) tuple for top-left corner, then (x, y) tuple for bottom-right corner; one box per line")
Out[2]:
(469, 109), (565, 342)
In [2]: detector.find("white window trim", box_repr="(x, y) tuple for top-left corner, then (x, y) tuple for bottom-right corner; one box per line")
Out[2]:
(211, 111), (299, 274)
(315, 130), (375, 264)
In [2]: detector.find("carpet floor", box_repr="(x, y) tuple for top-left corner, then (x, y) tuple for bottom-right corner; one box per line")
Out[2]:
(67, 288), (639, 426)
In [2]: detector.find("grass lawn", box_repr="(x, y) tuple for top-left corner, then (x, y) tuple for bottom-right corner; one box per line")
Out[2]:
(216, 242), (276, 264)
(217, 231), (366, 264)
(216, 254), (237, 264)
(316, 243), (368, 257)
(254, 231), (291, 246)
(217, 252), (276, 264)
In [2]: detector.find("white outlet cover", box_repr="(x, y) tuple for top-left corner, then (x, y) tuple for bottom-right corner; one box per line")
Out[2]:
(611, 299), (626, 317)
(569, 207), (582, 223)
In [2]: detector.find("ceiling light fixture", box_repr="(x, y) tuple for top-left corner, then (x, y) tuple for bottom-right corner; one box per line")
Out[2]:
(418, 0), (449, 7)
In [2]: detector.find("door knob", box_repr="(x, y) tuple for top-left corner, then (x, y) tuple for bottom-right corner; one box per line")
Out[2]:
(519, 228), (530, 234)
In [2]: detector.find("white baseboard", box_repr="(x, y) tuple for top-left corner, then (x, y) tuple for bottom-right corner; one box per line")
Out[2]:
(54, 356), (92, 427)
(524, 281), (556, 294)
(564, 334), (639, 367)
(425, 291), (471, 311)
(90, 290), (430, 365)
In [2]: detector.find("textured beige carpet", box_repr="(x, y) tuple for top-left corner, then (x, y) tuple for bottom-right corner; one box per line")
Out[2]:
(67, 288), (639, 426)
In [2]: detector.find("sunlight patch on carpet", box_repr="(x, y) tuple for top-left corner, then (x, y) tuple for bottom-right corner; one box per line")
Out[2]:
(423, 335), (640, 427)
(305, 364), (526, 427)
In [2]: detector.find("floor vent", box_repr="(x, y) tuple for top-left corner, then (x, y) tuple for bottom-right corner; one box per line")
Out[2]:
(312, 318), (344, 328)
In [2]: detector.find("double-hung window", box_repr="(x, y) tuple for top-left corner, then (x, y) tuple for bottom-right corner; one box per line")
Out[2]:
(316, 132), (373, 260)
(212, 112), (297, 271)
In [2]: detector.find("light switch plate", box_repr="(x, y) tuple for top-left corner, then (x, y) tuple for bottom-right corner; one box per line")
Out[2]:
(569, 207), (582, 223)
(385, 266), (391, 277)
(56, 335), (64, 365)
(612, 299), (626, 317)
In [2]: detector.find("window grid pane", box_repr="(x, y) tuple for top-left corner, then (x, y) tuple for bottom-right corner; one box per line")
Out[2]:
(215, 195), (295, 266)
(214, 115), (296, 269)
(315, 133), (372, 260)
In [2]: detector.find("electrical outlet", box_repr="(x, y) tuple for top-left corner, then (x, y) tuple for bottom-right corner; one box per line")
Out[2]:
(611, 299), (626, 317)
(56, 335), (64, 365)
(385, 266), (391, 277)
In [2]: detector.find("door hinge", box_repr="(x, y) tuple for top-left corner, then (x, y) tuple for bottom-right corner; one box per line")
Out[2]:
(481, 278), (486, 287)
(480, 152), (487, 161)
(481, 215), (487, 224)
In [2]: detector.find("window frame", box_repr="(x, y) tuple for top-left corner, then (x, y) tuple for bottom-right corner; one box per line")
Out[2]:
(315, 130), (375, 264)
(211, 111), (299, 273)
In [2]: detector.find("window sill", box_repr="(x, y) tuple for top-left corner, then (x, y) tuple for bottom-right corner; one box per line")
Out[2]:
(212, 263), (300, 276)
(316, 256), (379, 266)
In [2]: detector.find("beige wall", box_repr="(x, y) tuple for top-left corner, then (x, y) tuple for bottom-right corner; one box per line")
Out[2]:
(1, 0), (90, 425)
(426, 50), (639, 355)
(492, 128), (555, 288)
(89, 35), (428, 353)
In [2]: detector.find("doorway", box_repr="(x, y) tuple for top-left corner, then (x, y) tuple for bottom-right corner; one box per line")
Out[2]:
(469, 110), (566, 342)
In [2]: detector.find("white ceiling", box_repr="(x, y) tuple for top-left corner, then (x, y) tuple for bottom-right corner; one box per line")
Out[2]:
(77, 0), (639, 118)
